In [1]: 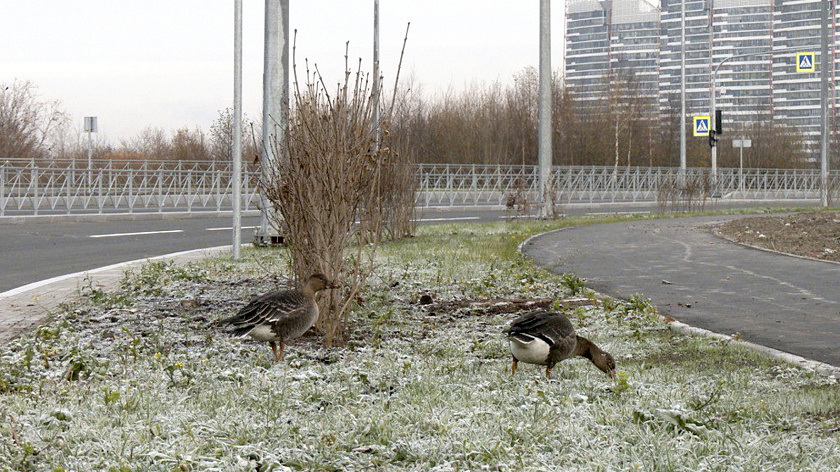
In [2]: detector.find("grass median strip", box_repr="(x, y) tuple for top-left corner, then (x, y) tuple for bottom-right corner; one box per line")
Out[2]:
(1, 213), (838, 471)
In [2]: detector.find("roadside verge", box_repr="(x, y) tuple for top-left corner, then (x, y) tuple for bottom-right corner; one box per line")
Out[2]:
(0, 245), (231, 345)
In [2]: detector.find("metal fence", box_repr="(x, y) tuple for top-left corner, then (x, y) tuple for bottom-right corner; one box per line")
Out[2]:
(1, 158), (838, 215)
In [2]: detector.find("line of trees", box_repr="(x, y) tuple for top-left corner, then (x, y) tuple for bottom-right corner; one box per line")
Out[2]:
(3, 73), (835, 169)
(1, 80), (260, 164)
(388, 67), (824, 169)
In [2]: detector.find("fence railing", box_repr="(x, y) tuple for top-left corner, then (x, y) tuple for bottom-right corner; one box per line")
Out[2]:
(1, 159), (838, 215)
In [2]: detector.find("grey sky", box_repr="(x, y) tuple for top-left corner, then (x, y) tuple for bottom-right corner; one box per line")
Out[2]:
(2, 1), (566, 143)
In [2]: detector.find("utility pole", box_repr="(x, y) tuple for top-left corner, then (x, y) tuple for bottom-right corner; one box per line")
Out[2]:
(679, 0), (686, 186)
(232, 0), (243, 259)
(820, 0), (830, 207)
(372, 0), (381, 152)
(538, 0), (553, 218)
(256, 0), (290, 245)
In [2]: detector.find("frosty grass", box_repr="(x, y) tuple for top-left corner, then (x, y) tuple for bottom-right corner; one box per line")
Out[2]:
(1, 218), (838, 471)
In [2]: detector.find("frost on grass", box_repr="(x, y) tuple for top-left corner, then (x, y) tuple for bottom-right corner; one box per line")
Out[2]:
(1, 221), (839, 471)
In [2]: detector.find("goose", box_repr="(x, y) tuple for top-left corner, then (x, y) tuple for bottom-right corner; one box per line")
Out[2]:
(505, 310), (616, 378)
(223, 273), (335, 361)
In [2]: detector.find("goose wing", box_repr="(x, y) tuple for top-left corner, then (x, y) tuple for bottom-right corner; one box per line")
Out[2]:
(224, 290), (311, 336)
(506, 310), (575, 346)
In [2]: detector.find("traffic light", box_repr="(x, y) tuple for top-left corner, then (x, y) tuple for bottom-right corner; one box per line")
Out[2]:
(709, 110), (722, 147)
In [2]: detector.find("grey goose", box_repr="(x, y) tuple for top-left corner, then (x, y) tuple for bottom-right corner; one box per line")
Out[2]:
(506, 310), (616, 378)
(224, 273), (335, 361)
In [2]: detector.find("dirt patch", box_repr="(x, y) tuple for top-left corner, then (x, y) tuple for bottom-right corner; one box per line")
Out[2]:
(717, 211), (840, 263)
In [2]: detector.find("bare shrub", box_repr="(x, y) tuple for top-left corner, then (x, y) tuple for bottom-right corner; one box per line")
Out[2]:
(505, 177), (531, 219)
(375, 156), (418, 240)
(828, 173), (840, 206)
(656, 172), (711, 214)
(261, 30), (411, 346)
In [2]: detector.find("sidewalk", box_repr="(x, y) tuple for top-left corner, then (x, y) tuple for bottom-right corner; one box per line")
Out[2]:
(0, 246), (231, 345)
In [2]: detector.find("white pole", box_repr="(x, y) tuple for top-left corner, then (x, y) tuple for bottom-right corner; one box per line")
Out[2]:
(87, 129), (93, 188)
(232, 0), (243, 259)
(538, 0), (553, 218)
(680, 0), (686, 186)
(739, 143), (743, 194)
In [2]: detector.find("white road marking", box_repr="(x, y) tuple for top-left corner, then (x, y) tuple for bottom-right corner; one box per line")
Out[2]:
(206, 225), (258, 231)
(500, 214), (539, 219)
(586, 211), (651, 215)
(415, 216), (481, 222)
(89, 229), (184, 238)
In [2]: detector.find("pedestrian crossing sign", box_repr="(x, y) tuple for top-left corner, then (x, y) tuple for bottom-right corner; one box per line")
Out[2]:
(693, 116), (710, 136)
(796, 52), (815, 73)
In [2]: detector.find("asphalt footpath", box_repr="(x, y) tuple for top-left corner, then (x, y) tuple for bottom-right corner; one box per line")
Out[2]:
(521, 215), (840, 367)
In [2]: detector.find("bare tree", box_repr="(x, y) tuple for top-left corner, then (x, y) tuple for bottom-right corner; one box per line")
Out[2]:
(0, 80), (68, 159)
(171, 127), (210, 161)
(119, 126), (171, 161)
(209, 108), (261, 163)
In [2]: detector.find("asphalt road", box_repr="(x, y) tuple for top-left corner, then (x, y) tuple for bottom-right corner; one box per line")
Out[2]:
(0, 208), (533, 294)
(522, 215), (840, 366)
(0, 200), (823, 295)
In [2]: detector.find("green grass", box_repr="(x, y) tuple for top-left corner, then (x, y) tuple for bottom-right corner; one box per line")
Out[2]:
(0, 212), (838, 471)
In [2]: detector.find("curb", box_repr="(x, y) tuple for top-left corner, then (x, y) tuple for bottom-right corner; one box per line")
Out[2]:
(518, 217), (840, 379)
(669, 321), (840, 379)
(712, 227), (840, 267)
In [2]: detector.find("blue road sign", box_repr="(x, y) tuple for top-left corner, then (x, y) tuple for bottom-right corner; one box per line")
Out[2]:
(797, 52), (815, 73)
(693, 116), (710, 137)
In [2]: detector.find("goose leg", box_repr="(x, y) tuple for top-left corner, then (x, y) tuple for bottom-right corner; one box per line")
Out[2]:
(511, 357), (518, 376)
(545, 366), (551, 378)
(276, 342), (285, 362)
(270, 342), (279, 362)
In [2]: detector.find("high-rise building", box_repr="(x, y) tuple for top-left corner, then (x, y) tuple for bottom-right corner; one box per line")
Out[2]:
(565, 0), (660, 111)
(658, 0), (712, 117)
(564, 0), (837, 155)
(565, 0), (611, 108)
(772, 0), (831, 151)
(609, 0), (661, 107)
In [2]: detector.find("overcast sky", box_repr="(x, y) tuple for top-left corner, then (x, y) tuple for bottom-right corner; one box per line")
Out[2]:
(2, 1), (566, 143)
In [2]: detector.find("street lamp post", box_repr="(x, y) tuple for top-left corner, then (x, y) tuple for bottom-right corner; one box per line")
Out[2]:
(232, 0), (243, 259)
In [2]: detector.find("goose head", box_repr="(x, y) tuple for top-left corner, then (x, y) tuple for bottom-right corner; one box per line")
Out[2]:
(302, 273), (337, 297)
(592, 351), (616, 378)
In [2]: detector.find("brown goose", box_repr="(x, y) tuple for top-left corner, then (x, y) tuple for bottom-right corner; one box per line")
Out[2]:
(506, 310), (616, 378)
(224, 273), (335, 361)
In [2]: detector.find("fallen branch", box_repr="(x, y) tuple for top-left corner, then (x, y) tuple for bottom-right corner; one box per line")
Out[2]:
(422, 296), (593, 316)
